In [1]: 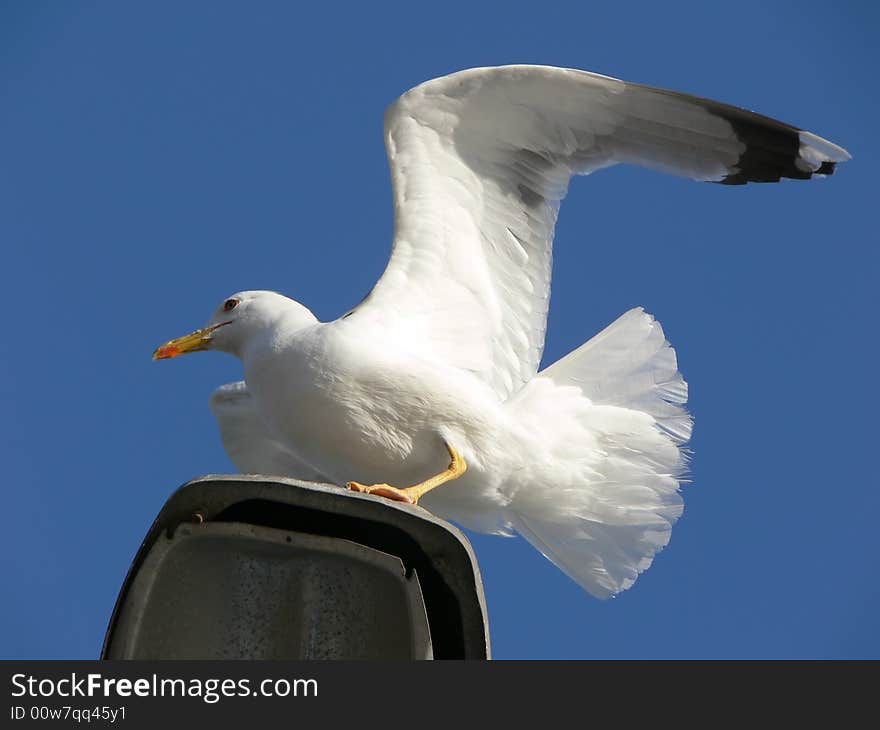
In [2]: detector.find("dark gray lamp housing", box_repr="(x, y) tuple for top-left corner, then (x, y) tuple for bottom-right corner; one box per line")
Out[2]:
(102, 476), (490, 660)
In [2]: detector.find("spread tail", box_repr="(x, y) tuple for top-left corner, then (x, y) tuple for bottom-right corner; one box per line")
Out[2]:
(505, 308), (692, 598)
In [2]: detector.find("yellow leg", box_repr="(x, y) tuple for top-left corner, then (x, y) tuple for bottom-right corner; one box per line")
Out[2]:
(347, 442), (467, 505)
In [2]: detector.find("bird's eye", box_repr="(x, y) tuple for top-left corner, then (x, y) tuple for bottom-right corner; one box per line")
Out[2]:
(223, 298), (239, 312)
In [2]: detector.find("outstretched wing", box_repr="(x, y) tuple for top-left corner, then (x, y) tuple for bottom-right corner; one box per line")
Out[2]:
(209, 381), (328, 481)
(347, 65), (849, 400)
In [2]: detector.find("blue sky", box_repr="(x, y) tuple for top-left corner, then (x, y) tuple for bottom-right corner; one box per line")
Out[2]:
(2, 0), (876, 659)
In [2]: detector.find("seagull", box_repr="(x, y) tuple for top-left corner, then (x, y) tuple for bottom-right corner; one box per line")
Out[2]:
(154, 65), (849, 598)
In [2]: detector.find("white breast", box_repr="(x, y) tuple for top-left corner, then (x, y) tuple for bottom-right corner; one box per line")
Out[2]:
(242, 320), (506, 487)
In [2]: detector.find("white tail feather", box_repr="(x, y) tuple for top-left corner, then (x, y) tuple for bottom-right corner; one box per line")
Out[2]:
(505, 308), (691, 598)
(542, 307), (691, 444)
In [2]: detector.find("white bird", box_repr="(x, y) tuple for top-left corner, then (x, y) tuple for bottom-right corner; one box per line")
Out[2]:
(154, 65), (849, 598)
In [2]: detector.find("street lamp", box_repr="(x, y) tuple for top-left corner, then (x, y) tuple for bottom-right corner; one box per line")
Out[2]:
(103, 476), (490, 659)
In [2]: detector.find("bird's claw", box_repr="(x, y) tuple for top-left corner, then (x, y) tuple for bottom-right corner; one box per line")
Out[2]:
(346, 481), (417, 504)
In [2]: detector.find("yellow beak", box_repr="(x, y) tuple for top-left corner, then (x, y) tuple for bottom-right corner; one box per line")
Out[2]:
(152, 325), (217, 360)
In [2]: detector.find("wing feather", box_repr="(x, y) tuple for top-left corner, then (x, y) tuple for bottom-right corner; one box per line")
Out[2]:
(209, 382), (328, 481)
(349, 65), (849, 399)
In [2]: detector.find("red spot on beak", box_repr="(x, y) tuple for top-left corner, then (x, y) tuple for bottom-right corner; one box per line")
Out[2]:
(153, 344), (181, 360)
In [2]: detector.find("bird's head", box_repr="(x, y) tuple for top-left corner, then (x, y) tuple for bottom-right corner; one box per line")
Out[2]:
(153, 290), (316, 360)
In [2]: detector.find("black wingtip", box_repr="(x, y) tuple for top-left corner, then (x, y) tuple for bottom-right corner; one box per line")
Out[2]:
(697, 101), (841, 185)
(718, 111), (805, 184)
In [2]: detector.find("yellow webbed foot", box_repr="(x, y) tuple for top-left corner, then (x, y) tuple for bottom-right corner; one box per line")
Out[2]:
(347, 441), (467, 506)
(346, 481), (417, 504)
